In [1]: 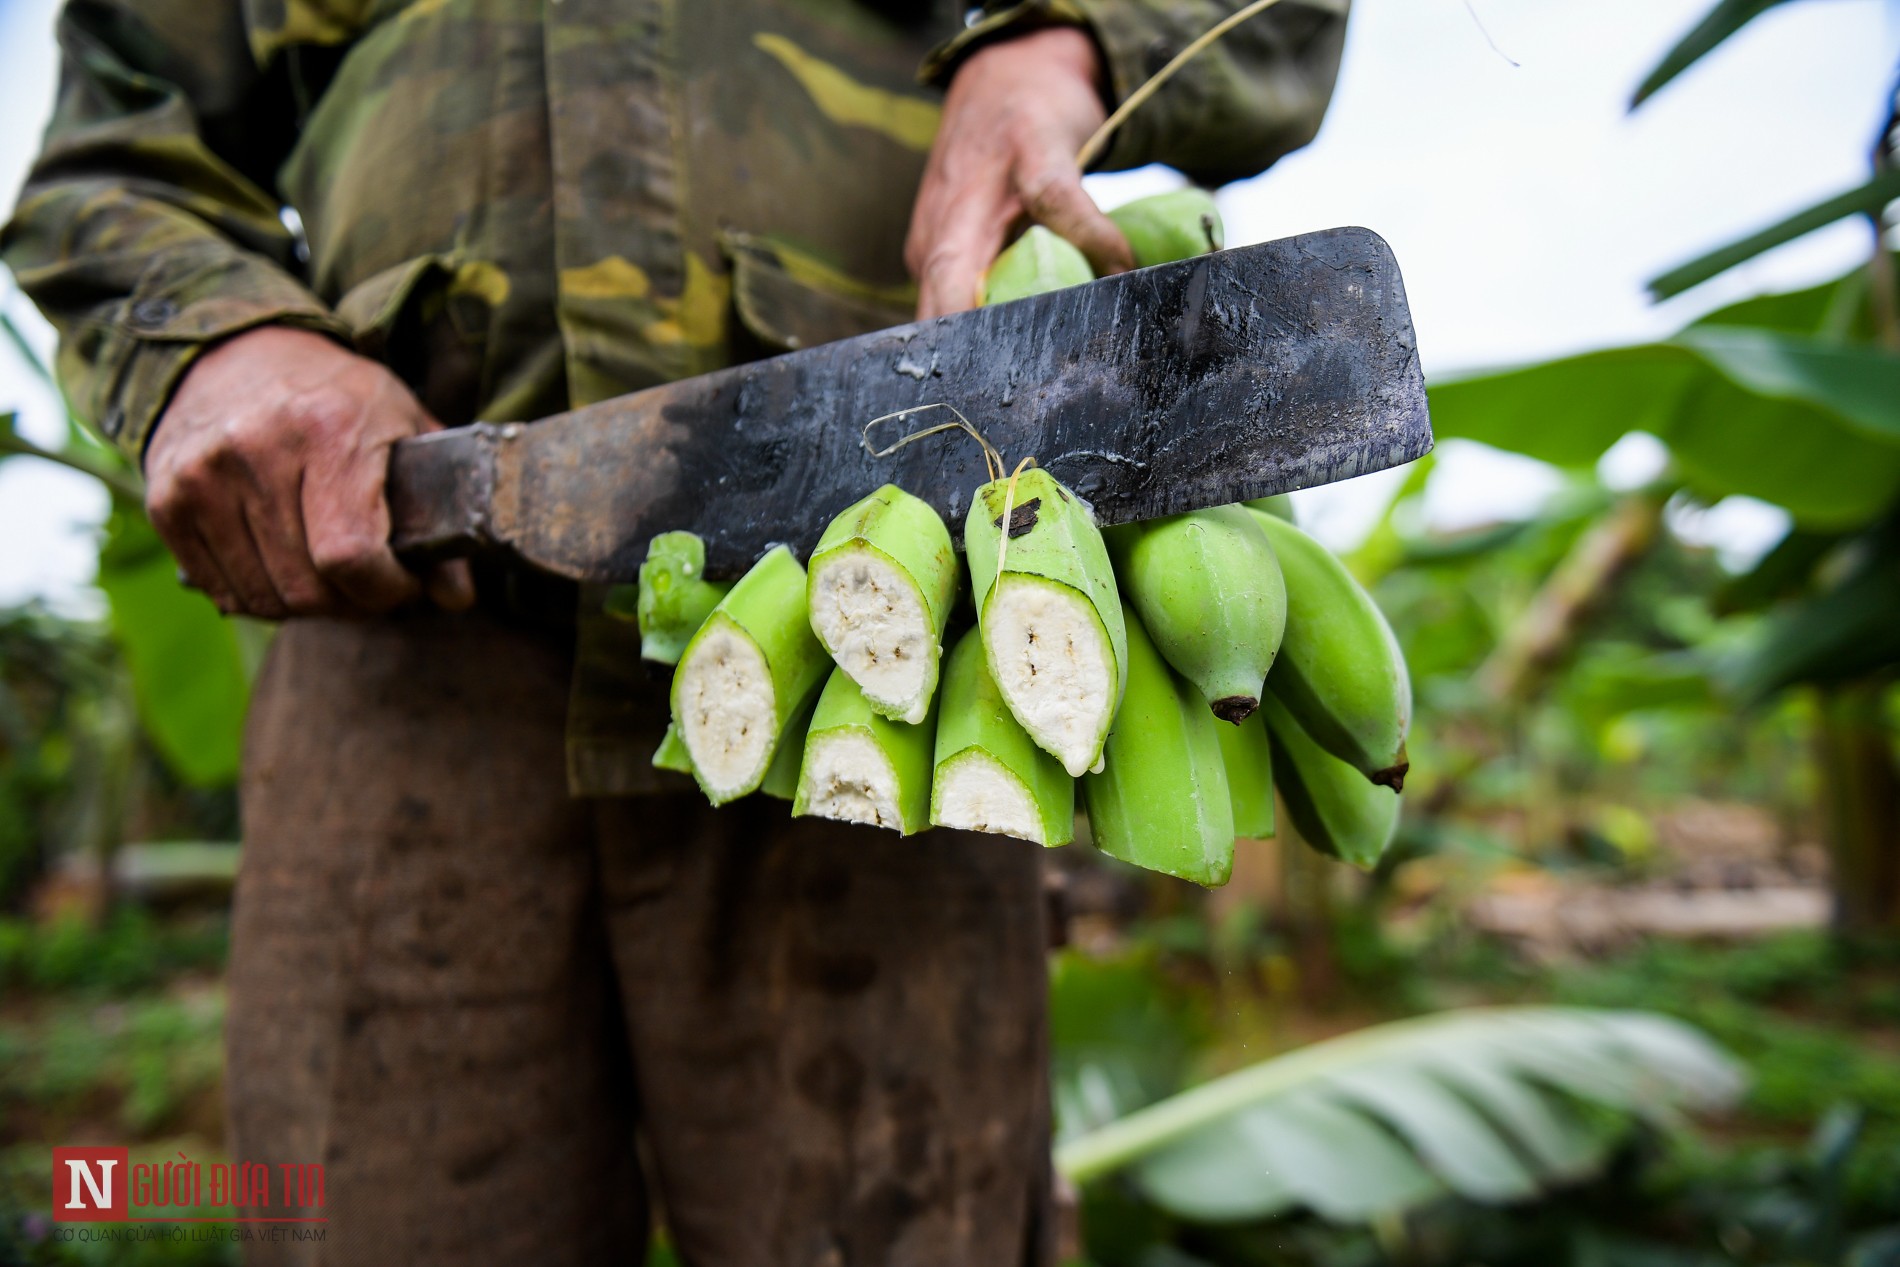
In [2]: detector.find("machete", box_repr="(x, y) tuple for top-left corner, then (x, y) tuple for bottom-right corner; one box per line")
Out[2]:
(387, 225), (1431, 581)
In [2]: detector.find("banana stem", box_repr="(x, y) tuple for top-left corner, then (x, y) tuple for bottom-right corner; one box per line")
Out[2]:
(1075, 0), (1294, 171)
(1814, 678), (1900, 935)
(0, 426), (145, 502)
(1475, 491), (1665, 703)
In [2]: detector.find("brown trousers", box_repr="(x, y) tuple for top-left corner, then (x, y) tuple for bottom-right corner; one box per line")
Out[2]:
(228, 611), (1053, 1266)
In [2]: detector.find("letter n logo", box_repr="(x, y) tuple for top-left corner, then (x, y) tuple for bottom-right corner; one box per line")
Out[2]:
(51, 1147), (129, 1222)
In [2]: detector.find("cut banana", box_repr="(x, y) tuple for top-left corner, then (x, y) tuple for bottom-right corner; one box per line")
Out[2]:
(794, 666), (935, 834)
(931, 627), (1074, 845)
(807, 484), (958, 725)
(966, 468), (1127, 778)
(634, 531), (731, 665)
(672, 545), (830, 805)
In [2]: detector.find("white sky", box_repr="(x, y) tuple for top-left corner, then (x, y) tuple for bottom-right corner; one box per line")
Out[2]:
(3, 0), (1898, 608)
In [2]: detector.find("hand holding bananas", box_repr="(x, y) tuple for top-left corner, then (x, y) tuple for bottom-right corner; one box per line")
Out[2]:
(641, 193), (1413, 882)
(905, 26), (1131, 318)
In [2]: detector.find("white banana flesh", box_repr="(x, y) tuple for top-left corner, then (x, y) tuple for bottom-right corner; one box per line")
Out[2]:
(983, 574), (1117, 777)
(798, 730), (907, 830)
(674, 621), (776, 797)
(808, 548), (935, 724)
(932, 750), (1047, 841)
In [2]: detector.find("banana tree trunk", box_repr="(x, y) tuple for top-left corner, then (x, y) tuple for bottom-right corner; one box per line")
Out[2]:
(1814, 679), (1900, 935)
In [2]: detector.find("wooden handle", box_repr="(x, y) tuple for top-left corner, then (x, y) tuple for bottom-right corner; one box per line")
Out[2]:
(386, 423), (510, 564)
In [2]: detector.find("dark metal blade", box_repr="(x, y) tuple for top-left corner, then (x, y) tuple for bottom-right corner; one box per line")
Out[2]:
(388, 225), (1431, 581)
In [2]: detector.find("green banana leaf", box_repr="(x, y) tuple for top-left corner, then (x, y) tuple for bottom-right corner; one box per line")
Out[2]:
(1649, 170), (1900, 300)
(1713, 528), (1847, 615)
(1428, 329), (1900, 530)
(1723, 521), (1900, 701)
(1055, 1006), (1744, 1225)
(94, 501), (252, 786)
(6, 282), (252, 786)
(1630, 0), (1800, 108)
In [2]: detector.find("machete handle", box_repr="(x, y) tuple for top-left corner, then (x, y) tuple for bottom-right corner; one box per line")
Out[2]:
(387, 423), (514, 567)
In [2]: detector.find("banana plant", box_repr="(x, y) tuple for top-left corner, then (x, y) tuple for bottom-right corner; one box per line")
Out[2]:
(1055, 1004), (1744, 1226)
(1416, 0), (1900, 932)
(1, 299), (253, 788)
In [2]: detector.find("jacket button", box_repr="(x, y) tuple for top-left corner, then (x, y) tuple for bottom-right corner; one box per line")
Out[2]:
(130, 297), (178, 327)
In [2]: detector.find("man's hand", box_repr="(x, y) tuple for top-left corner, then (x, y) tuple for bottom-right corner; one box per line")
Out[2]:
(907, 26), (1134, 319)
(145, 326), (474, 620)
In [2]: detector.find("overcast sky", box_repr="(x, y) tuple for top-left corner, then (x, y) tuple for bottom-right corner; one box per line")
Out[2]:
(3, 0), (1897, 610)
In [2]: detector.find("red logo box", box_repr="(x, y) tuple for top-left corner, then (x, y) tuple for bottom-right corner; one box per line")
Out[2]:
(51, 1147), (129, 1222)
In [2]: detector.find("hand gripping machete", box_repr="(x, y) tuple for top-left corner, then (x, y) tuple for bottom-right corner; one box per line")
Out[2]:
(387, 226), (1432, 580)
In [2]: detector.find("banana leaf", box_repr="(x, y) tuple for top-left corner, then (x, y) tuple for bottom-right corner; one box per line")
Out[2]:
(1056, 1006), (1744, 1226)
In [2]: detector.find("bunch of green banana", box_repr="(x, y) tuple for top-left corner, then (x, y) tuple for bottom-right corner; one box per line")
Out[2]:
(1262, 694), (1399, 869)
(794, 666), (936, 834)
(1250, 509), (1412, 790)
(642, 201), (1425, 884)
(623, 531), (731, 664)
(966, 467), (1128, 778)
(931, 628), (1074, 846)
(1107, 188), (1224, 267)
(806, 484), (959, 725)
(1106, 505), (1285, 723)
(670, 545), (831, 805)
(1081, 600), (1235, 887)
(982, 225), (1094, 304)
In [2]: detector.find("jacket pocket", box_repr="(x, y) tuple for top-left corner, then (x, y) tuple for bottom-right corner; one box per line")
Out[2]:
(333, 254), (488, 425)
(721, 230), (916, 355)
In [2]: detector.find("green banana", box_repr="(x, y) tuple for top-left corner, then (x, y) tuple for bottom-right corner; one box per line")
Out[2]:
(1107, 189), (1223, 267)
(1081, 601), (1235, 887)
(629, 531), (731, 664)
(671, 545), (830, 805)
(983, 226), (1093, 305)
(931, 627), (1074, 846)
(1249, 509), (1412, 790)
(653, 723), (694, 775)
(794, 665), (936, 834)
(759, 689), (821, 801)
(1105, 505), (1286, 722)
(1262, 693), (1399, 870)
(1243, 494), (1296, 524)
(806, 484), (959, 725)
(967, 467), (1128, 778)
(655, 671), (815, 800)
(1218, 713), (1275, 839)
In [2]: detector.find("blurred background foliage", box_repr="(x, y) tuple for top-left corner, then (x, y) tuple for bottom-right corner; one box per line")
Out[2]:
(2, 0), (1900, 1264)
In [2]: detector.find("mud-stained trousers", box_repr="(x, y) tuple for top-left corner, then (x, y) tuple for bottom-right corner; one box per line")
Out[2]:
(227, 609), (1053, 1266)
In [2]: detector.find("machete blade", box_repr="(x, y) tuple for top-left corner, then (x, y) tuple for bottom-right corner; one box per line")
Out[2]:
(388, 225), (1431, 580)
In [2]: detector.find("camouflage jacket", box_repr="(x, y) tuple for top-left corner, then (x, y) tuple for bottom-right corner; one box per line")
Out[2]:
(3, 0), (1347, 795)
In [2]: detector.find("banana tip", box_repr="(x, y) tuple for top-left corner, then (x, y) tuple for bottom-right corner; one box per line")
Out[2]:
(1211, 696), (1259, 724)
(1371, 761), (1409, 793)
